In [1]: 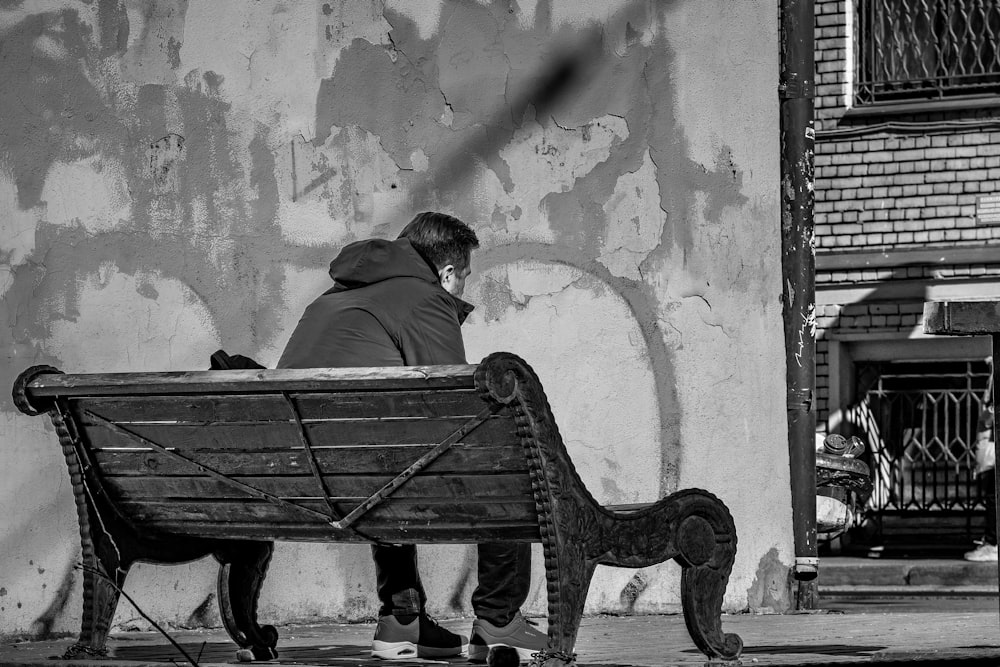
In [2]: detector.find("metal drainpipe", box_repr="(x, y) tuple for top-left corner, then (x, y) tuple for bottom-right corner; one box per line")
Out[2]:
(779, 0), (818, 606)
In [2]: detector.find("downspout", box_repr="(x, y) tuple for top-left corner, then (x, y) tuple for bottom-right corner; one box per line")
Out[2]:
(779, 0), (818, 605)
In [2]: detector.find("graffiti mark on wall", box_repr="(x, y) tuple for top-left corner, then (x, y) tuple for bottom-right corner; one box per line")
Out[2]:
(290, 138), (339, 202)
(147, 134), (185, 196)
(793, 305), (816, 369)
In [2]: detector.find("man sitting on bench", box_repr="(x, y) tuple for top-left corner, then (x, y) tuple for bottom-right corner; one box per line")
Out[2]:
(277, 212), (547, 661)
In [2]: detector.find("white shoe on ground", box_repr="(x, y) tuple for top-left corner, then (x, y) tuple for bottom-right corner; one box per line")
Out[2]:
(371, 614), (467, 659)
(964, 543), (999, 562)
(468, 611), (547, 662)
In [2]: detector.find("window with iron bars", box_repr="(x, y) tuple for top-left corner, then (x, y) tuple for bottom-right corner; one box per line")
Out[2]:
(845, 359), (992, 547)
(855, 0), (1000, 106)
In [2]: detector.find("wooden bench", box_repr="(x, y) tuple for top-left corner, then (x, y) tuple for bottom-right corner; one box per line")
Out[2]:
(12, 352), (742, 666)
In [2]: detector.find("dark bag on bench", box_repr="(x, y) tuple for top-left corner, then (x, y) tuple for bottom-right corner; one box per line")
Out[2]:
(210, 349), (265, 370)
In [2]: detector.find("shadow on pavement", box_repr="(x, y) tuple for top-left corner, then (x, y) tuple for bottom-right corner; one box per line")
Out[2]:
(114, 641), (476, 666)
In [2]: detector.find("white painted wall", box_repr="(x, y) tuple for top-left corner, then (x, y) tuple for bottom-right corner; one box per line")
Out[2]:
(0, 0), (791, 637)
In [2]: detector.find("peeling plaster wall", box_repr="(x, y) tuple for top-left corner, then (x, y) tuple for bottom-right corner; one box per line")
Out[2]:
(0, 0), (790, 637)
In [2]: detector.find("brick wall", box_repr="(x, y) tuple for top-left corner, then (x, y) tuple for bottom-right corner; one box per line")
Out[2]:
(815, 0), (849, 131)
(813, 0), (1000, 253)
(810, 0), (1000, 432)
(815, 302), (923, 335)
(815, 133), (1000, 251)
(814, 302), (926, 424)
(816, 264), (1000, 285)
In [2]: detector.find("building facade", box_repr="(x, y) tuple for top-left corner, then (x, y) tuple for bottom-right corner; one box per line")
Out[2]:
(814, 0), (1000, 553)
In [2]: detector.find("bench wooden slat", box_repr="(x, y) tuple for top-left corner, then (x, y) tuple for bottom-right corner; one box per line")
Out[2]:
(603, 503), (657, 513)
(116, 499), (539, 524)
(93, 445), (527, 476)
(79, 416), (519, 451)
(145, 521), (542, 543)
(103, 474), (532, 500)
(27, 365), (477, 397)
(76, 391), (489, 423)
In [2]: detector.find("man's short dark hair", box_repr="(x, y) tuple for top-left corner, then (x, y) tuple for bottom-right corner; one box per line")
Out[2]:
(398, 212), (480, 271)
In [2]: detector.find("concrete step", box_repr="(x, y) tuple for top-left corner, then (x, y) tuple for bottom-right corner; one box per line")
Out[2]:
(818, 557), (999, 596)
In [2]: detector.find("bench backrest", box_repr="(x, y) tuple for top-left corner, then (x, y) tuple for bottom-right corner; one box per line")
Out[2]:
(22, 364), (542, 544)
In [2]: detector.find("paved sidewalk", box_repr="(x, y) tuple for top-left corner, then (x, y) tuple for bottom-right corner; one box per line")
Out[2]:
(4, 607), (1000, 667)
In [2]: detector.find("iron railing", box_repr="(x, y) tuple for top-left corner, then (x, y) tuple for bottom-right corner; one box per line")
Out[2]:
(847, 360), (992, 536)
(855, 0), (1000, 104)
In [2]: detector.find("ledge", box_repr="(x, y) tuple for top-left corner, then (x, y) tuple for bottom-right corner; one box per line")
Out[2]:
(816, 245), (1000, 272)
(842, 95), (1000, 119)
(923, 299), (1000, 335)
(818, 557), (999, 588)
(817, 276), (1000, 306)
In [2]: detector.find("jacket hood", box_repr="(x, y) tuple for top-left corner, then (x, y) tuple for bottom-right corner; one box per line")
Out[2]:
(327, 237), (436, 290)
(325, 237), (474, 321)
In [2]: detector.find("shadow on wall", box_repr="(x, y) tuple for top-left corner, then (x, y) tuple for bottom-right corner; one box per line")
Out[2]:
(309, 0), (753, 493)
(821, 275), (941, 549)
(824, 276), (931, 465)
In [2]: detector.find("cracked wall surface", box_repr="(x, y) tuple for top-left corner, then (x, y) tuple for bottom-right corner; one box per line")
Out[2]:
(0, 0), (791, 637)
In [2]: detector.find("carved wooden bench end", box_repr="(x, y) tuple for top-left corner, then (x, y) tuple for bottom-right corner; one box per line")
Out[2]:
(475, 353), (742, 663)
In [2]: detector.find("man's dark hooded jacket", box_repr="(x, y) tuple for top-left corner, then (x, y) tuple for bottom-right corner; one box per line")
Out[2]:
(277, 238), (474, 369)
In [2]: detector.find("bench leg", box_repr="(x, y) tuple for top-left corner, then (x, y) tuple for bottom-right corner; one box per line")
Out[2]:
(65, 498), (231, 660)
(67, 535), (134, 660)
(49, 402), (138, 660)
(538, 543), (595, 667)
(584, 489), (742, 663)
(676, 495), (743, 661)
(216, 542), (279, 661)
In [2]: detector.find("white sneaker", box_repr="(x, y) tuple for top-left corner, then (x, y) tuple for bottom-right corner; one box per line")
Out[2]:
(371, 614), (467, 659)
(964, 543), (999, 562)
(468, 612), (547, 662)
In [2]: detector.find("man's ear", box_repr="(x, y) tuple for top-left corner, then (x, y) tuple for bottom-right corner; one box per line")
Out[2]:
(438, 264), (455, 286)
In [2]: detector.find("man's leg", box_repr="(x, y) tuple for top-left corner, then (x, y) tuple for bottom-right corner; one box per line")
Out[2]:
(966, 472), (999, 561)
(469, 542), (546, 661)
(371, 544), (425, 617)
(985, 470), (997, 546)
(370, 545), (466, 660)
(471, 542), (530, 625)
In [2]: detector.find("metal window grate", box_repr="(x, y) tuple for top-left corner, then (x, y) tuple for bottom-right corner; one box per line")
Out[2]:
(847, 360), (992, 542)
(855, 0), (1000, 104)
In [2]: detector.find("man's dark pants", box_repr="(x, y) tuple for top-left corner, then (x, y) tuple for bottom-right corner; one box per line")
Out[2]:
(372, 543), (531, 626)
(981, 471), (998, 546)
